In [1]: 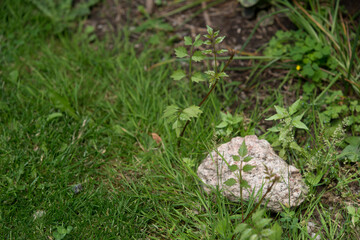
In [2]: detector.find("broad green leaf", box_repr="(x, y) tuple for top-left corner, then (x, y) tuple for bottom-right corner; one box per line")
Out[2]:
(232, 155), (240, 161)
(265, 114), (283, 121)
(234, 223), (248, 234)
(270, 222), (283, 240)
(240, 179), (250, 188)
(216, 121), (228, 128)
(289, 99), (301, 115)
(243, 156), (252, 162)
(171, 69), (186, 81)
(290, 142), (303, 152)
(214, 30), (219, 37)
(191, 72), (206, 83)
(192, 51), (205, 62)
(182, 105), (202, 119)
(194, 35), (203, 47)
(175, 46), (188, 58)
(243, 164), (255, 172)
(238, 140), (248, 157)
(255, 218), (272, 229)
(229, 164), (238, 172)
(184, 36), (192, 45)
(279, 149), (286, 159)
(163, 105), (179, 118)
(292, 117), (308, 130)
(224, 178), (237, 187)
(274, 105), (288, 118)
(267, 126), (280, 132)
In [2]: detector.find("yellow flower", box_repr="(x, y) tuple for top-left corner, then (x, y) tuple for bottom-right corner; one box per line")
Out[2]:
(296, 65), (301, 71)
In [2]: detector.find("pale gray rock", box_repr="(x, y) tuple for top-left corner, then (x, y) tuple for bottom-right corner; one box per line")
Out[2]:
(197, 135), (308, 212)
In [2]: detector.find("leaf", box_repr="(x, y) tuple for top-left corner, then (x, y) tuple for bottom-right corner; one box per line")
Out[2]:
(217, 49), (228, 54)
(224, 178), (237, 187)
(206, 25), (213, 35)
(204, 70), (215, 77)
(292, 115), (309, 130)
(216, 121), (228, 128)
(215, 36), (225, 44)
(46, 112), (63, 121)
(232, 155), (240, 161)
(172, 120), (181, 137)
(238, 140), (248, 157)
(192, 51), (205, 62)
(163, 105), (179, 118)
(289, 99), (301, 115)
(218, 72), (229, 78)
(243, 156), (252, 162)
(269, 222), (283, 240)
(234, 223), (249, 234)
(191, 72), (206, 83)
(229, 164), (238, 172)
(274, 105), (288, 118)
(289, 142), (303, 152)
(267, 126), (280, 132)
(240, 179), (250, 188)
(243, 164), (255, 172)
(48, 90), (78, 120)
(174, 46), (188, 58)
(182, 105), (202, 119)
(171, 69), (186, 81)
(184, 36), (192, 46)
(202, 49), (212, 54)
(151, 133), (162, 144)
(193, 35), (203, 47)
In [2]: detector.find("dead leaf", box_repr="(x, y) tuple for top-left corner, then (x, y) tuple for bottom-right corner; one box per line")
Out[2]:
(151, 132), (162, 144)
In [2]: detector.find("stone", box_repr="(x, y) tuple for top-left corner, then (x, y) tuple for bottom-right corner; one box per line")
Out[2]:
(197, 135), (308, 212)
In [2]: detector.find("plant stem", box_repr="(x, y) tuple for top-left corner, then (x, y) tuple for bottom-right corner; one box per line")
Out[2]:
(189, 45), (194, 103)
(177, 49), (235, 147)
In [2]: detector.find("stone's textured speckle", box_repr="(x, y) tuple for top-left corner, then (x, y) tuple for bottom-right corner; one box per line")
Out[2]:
(197, 135), (308, 212)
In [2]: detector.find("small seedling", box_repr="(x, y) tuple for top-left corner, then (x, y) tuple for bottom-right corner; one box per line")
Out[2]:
(265, 99), (309, 159)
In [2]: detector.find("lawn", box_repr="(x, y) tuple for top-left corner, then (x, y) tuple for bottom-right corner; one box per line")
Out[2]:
(1, 0), (360, 239)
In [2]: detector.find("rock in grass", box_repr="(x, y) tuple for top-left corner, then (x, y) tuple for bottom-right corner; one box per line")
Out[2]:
(197, 135), (308, 212)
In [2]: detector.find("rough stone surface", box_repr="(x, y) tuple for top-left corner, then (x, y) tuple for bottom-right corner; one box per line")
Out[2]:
(197, 135), (308, 212)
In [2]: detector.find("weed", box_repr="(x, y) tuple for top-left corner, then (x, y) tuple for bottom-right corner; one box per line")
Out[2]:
(163, 25), (235, 145)
(265, 99), (308, 159)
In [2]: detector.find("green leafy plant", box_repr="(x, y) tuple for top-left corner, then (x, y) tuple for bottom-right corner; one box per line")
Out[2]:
(273, 0), (360, 94)
(265, 30), (337, 83)
(214, 209), (282, 240)
(279, 209), (300, 237)
(265, 99), (309, 159)
(338, 136), (360, 163)
(347, 205), (360, 229)
(29, 0), (99, 33)
(53, 225), (73, 240)
(216, 111), (243, 137)
(163, 26), (235, 145)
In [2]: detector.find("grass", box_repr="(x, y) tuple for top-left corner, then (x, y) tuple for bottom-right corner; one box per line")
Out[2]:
(1, 0), (360, 239)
